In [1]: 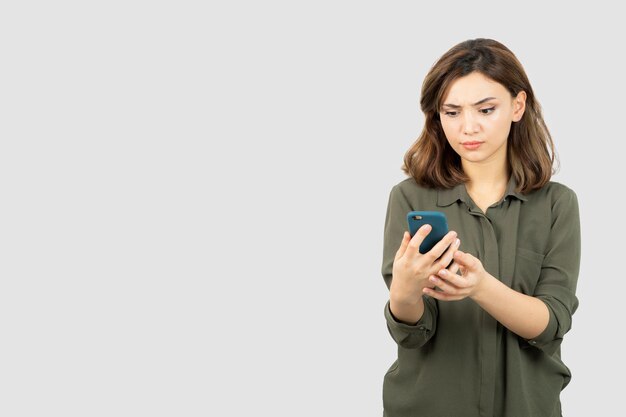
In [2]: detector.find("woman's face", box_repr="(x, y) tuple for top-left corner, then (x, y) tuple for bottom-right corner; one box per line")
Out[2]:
(439, 71), (526, 167)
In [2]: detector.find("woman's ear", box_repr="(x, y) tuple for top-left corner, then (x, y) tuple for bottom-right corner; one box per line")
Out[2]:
(512, 91), (527, 122)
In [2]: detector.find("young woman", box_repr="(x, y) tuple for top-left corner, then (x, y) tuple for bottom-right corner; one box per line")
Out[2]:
(381, 38), (580, 417)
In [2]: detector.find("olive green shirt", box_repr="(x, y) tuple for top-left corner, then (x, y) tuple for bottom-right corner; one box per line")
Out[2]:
(381, 176), (581, 417)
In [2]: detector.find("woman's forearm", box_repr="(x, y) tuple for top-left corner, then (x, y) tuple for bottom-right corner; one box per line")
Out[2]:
(471, 273), (549, 340)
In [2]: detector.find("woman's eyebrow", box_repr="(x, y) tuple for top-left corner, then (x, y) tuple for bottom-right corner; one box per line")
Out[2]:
(442, 97), (497, 109)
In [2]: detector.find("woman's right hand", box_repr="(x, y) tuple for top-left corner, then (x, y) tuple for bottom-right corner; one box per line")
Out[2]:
(390, 224), (460, 305)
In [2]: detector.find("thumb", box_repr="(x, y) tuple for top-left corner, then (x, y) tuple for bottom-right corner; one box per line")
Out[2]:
(454, 250), (477, 271)
(395, 231), (410, 260)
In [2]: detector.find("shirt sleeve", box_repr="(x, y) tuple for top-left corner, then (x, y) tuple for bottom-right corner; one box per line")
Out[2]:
(525, 187), (581, 356)
(381, 184), (438, 348)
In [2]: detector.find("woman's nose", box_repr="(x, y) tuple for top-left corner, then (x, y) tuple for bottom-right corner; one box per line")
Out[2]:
(462, 112), (479, 134)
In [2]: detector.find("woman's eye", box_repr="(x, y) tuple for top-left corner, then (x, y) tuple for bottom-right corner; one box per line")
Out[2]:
(443, 107), (494, 117)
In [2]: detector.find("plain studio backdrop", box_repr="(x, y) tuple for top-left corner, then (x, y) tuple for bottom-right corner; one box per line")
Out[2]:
(0, 1), (621, 416)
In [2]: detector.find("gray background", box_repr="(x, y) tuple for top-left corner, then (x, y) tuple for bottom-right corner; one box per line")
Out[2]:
(1, 1), (620, 416)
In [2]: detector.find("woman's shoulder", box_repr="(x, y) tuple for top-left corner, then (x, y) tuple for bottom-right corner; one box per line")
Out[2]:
(386, 177), (441, 211)
(390, 177), (439, 199)
(530, 180), (577, 197)
(525, 180), (578, 208)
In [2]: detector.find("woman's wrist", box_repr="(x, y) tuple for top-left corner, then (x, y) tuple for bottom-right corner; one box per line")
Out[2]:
(389, 281), (425, 306)
(469, 271), (495, 302)
(389, 295), (425, 325)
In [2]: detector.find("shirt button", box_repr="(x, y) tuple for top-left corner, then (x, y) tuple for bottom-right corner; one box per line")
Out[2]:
(418, 326), (425, 330)
(529, 340), (537, 345)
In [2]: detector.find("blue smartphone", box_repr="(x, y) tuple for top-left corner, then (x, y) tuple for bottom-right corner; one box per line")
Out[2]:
(406, 211), (449, 254)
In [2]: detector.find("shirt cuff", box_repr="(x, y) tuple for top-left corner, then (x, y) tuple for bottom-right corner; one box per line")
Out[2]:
(384, 298), (436, 348)
(525, 303), (559, 350)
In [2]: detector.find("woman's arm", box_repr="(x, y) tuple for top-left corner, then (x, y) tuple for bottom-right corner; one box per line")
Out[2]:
(427, 256), (550, 339)
(381, 185), (445, 348)
(427, 187), (580, 353)
(471, 273), (549, 339)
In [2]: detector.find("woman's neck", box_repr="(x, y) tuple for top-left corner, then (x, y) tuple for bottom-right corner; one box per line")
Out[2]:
(462, 158), (509, 194)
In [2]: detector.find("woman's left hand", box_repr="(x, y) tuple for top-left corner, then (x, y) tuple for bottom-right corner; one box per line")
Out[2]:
(423, 250), (488, 301)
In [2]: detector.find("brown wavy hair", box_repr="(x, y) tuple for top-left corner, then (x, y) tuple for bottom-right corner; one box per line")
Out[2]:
(402, 38), (558, 193)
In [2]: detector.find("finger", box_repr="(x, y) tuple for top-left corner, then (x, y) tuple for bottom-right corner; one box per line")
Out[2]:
(422, 286), (462, 302)
(435, 268), (468, 288)
(428, 274), (460, 293)
(405, 224), (433, 257)
(426, 230), (459, 261)
(453, 250), (477, 271)
(432, 237), (460, 272)
(447, 261), (461, 275)
(394, 231), (411, 260)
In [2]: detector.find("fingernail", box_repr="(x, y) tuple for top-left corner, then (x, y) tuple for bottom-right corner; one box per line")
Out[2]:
(455, 238), (460, 246)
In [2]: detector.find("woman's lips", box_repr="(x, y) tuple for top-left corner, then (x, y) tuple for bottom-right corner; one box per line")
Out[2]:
(462, 141), (483, 150)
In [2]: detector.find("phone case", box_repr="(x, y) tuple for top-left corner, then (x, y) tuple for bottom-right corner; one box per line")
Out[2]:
(406, 211), (449, 254)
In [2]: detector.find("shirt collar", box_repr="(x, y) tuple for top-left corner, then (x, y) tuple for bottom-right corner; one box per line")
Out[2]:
(436, 175), (527, 207)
